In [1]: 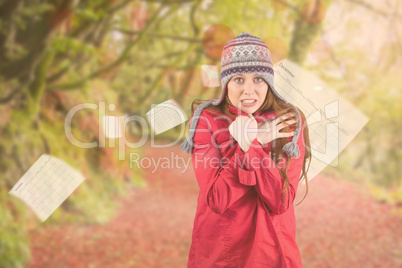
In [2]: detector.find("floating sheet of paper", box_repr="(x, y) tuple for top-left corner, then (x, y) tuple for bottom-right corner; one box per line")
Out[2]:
(201, 65), (220, 87)
(8, 154), (86, 222)
(101, 115), (125, 138)
(273, 59), (369, 182)
(146, 99), (187, 135)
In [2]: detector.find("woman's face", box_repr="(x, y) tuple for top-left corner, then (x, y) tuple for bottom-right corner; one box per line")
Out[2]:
(227, 73), (269, 114)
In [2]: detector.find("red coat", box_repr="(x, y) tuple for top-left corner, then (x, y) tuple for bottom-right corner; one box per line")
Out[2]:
(187, 104), (305, 268)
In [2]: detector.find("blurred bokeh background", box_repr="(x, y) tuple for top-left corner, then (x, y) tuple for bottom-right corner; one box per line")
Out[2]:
(0, 0), (401, 267)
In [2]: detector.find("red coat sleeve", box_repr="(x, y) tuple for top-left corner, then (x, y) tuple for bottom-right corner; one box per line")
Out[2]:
(234, 117), (306, 215)
(191, 112), (256, 215)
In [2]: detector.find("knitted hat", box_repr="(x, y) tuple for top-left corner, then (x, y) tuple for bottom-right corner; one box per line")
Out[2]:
(180, 32), (302, 158)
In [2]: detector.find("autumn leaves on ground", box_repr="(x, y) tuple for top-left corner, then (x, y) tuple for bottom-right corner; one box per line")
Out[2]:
(28, 143), (402, 268)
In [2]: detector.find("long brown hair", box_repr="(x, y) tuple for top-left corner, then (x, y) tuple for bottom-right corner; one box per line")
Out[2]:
(191, 82), (312, 207)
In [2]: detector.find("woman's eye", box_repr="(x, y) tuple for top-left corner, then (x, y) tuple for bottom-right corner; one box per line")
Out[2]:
(234, 77), (262, 83)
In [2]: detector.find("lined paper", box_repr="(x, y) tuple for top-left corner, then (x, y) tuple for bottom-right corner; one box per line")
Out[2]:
(146, 99), (187, 135)
(9, 154), (86, 222)
(273, 59), (369, 182)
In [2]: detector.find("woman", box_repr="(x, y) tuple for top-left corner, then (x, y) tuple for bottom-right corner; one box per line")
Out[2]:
(180, 32), (311, 268)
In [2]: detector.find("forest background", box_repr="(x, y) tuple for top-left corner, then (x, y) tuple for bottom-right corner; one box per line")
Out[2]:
(0, 0), (401, 267)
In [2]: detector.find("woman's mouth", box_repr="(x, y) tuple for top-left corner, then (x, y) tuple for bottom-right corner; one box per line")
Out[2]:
(241, 99), (257, 107)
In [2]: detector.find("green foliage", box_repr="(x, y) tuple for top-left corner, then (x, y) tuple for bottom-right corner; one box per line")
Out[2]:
(0, 193), (31, 268)
(1, 71), (145, 267)
(74, 9), (106, 22)
(367, 183), (402, 216)
(51, 36), (96, 56)
(19, 2), (53, 21)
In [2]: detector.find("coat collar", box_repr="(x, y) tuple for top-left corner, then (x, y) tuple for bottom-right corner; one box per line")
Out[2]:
(228, 104), (277, 122)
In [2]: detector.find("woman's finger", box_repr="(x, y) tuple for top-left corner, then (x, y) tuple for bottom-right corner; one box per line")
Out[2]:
(273, 112), (295, 125)
(276, 119), (297, 131)
(276, 131), (296, 139)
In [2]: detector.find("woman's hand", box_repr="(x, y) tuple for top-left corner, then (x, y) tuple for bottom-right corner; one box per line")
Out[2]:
(256, 112), (298, 145)
(228, 114), (258, 153)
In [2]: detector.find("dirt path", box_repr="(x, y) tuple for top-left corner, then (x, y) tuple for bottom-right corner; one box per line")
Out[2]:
(28, 143), (402, 268)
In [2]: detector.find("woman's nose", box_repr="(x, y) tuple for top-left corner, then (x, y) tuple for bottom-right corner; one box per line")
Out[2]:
(243, 80), (256, 96)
